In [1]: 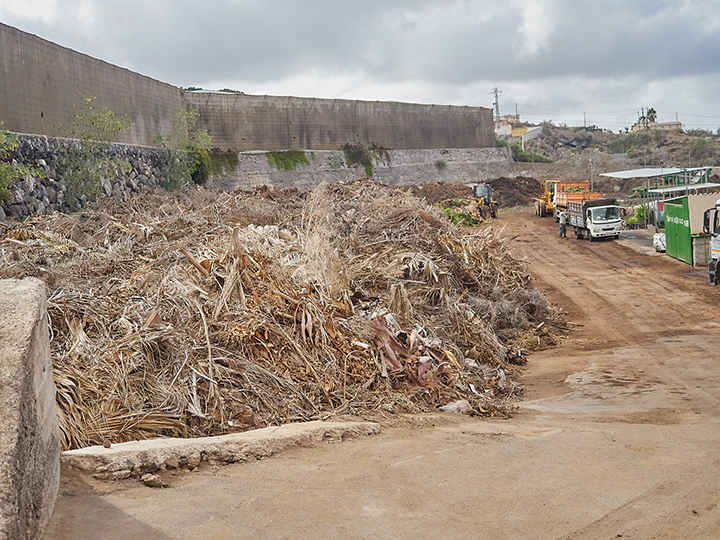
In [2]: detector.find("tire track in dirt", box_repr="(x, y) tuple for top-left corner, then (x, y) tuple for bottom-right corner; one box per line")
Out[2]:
(500, 212), (720, 347)
(498, 211), (720, 537)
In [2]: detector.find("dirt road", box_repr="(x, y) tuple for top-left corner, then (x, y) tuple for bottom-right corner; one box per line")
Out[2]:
(44, 210), (720, 539)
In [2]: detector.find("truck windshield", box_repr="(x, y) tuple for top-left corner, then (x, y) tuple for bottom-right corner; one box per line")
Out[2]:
(474, 185), (489, 199)
(591, 207), (620, 222)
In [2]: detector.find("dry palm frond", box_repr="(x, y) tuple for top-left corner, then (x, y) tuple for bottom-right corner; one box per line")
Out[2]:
(1, 181), (560, 450)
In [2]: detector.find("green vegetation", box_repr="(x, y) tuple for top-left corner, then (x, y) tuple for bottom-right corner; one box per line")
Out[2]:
(0, 124), (19, 204)
(627, 204), (650, 225)
(436, 207), (479, 226)
(435, 158), (448, 170)
(266, 150), (309, 171)
(155, 109), (212, 189)
(341, 142), (383, 177)
(0, 124), (41, 205)
(187, 144), (211, 185)
(510, 143), (551, 163)
(688, 136), (712, 159)
(328, 150), (345, 169)
(434, 199), (479, 226)
(218, 88), (244, 94)
(686, 128), (715, 137)
(55, 94), (131, 210)
(57, 94), (131, 142)
(209, 150), (239, 177)
(606, 131), (667, 154)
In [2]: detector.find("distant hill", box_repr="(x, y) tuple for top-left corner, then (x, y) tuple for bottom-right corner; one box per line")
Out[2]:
(500, 122), (719, 170)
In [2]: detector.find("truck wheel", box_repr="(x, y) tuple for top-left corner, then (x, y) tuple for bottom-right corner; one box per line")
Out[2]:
(589, 234), (595, 242)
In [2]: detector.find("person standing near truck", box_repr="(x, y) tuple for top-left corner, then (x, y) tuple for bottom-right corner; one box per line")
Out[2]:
(559, 211), (568, 238)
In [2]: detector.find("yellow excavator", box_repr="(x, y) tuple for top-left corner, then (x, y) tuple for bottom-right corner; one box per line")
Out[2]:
(472, 183), (499, 218)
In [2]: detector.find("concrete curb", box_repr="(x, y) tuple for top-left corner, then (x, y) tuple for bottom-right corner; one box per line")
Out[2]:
(62, 421), (380, 479)
(0, 278), (60, 540)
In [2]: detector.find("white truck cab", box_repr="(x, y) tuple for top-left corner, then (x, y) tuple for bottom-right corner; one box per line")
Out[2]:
(702, 198), (720, 284)
(568, 199), (622, 241)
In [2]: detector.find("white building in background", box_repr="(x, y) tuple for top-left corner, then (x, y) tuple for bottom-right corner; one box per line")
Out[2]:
(632, 120), (683, 132)
(494, 114), (519, 137)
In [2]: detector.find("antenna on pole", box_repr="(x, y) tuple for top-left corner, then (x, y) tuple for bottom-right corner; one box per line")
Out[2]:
(490, 86), (502, 118)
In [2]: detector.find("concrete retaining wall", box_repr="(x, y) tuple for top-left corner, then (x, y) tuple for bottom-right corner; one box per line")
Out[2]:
(0, 23), (183, 146)
(210, 147), (512, 192)
(185, 92), (493, 152)
(0, 278), (60, 540)
(1, 22), (493, 153)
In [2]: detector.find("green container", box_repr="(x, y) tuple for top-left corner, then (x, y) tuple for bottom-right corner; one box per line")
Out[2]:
(664, 198), (693, 265)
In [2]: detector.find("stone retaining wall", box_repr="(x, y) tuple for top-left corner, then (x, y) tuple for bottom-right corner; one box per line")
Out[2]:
(2, 139), (514, 220)
(1, 133), (172, 220)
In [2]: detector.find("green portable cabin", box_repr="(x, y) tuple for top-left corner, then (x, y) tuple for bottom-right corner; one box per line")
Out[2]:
(664, 198), (693, 265)
(662, 194), (720, 267)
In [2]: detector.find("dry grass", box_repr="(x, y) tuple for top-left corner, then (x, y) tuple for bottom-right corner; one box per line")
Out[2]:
(0, 180), (562, 450)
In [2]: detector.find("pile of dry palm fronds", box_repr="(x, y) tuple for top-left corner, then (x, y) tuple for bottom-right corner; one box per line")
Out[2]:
(0, 180), (561, 450)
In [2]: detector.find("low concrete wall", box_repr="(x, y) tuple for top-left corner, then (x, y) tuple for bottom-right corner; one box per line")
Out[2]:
(0, 278), (60, 540)
(693, 236), (711, 267)
(209, 147), (512, 191)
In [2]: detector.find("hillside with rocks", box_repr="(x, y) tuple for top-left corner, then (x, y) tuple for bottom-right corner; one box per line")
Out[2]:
(497, 122), (720, 198)
(506, 122), (720, 170)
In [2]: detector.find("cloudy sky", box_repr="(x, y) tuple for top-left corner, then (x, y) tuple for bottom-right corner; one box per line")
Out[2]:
(2, 0), (720, 132)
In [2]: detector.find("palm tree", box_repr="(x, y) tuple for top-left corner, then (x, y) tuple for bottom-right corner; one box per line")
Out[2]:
(646, 107), (657, 123)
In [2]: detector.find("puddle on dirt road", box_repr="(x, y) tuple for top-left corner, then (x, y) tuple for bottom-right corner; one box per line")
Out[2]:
(521, 334), (720, 416)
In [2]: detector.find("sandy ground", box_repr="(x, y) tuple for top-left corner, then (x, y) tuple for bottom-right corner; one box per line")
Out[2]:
(43, 210), (720, 539)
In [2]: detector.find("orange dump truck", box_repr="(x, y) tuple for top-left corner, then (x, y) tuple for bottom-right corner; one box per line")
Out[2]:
(554, 189), (602, 219)
(535, 180), (600, 218)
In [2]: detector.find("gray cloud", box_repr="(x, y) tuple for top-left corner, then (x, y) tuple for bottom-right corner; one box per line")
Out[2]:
(2, 0), (720, 130)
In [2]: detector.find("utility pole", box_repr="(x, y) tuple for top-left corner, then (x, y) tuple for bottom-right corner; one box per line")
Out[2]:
(490, 87), (502, 119)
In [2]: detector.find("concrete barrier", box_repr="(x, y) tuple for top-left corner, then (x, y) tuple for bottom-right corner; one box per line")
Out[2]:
(209, 147), (512, 192)
(0, 278), (60, 540)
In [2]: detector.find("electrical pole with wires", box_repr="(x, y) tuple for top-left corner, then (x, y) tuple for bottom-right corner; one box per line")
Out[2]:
(490, 87), (501, 118)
